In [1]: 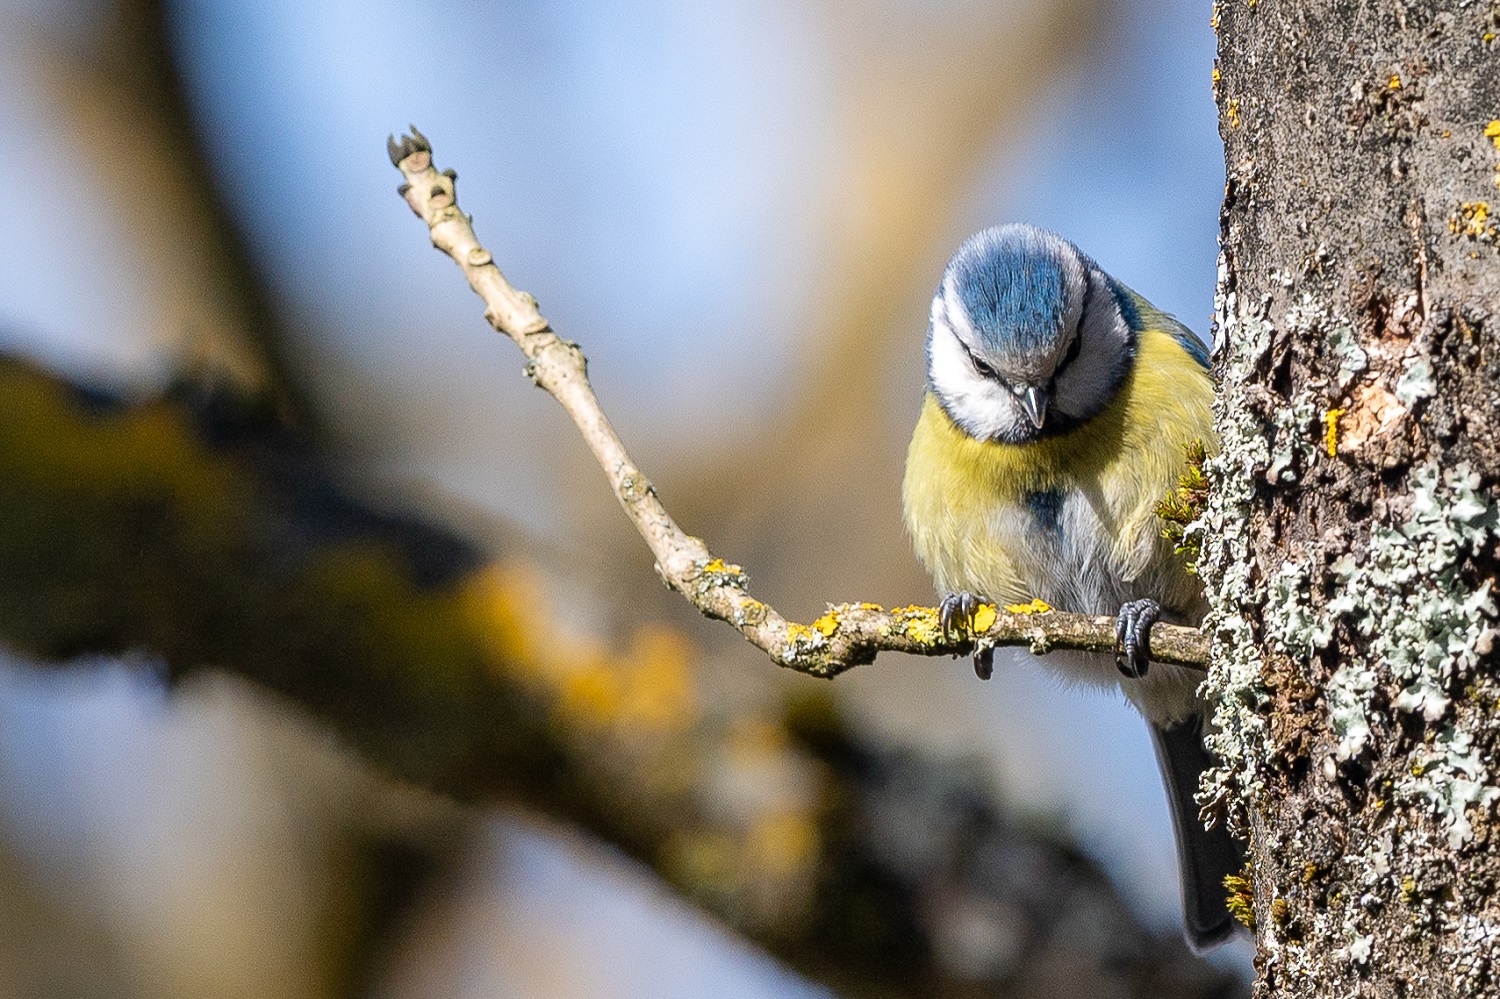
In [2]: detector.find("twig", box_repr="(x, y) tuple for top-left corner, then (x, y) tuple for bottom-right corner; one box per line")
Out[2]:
(386, 127), (1210, 676)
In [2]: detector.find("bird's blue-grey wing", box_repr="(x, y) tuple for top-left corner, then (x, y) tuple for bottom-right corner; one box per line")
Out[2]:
(1155, 313), (1210, 370)
(1113, 283), (1211, 370)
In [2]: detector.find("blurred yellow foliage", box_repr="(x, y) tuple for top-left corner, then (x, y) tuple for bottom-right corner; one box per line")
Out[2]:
(560, 663), (623, 726)
(0, 364), (237, 522)
(660, 829), (742, 902)
(729, 717), (791, 758)
(461, 564), (700, 735)
(618, 625), (699, 733)
(746, 812), (819, 879)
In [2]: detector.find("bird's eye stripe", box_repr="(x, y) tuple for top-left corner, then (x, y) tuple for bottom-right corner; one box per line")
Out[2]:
(1057, 327), (1083, 373)
(962, 342), (997, 378)
(1054, 279), (1091, 375)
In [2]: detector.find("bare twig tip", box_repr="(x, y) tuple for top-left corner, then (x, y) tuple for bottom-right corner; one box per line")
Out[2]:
(388, 126), (433, 167)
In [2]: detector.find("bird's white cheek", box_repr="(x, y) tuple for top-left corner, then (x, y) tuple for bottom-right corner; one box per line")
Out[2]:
(929, 333), (1023, 440)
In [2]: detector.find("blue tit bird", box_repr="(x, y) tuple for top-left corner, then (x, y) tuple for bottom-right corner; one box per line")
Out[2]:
(902, 223), (1242, 952)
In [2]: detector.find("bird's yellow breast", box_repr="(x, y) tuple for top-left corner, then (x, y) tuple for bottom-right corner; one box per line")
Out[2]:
(902, 328), (1214, 611)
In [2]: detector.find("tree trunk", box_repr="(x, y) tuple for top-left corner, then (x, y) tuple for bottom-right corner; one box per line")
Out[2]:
(1206, 1), (1500, 995)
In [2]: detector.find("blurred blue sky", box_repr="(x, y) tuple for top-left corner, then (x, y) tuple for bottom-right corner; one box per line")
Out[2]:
(0, 21), (164, 382)
(168, 0), (842, 522)
(989, 0), (1221, 336)
(0, 0), (1248, 987)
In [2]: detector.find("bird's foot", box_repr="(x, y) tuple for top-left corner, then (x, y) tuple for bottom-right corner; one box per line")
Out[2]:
(939, 591), (986, 639)
(1115, 599), (1161, 679)
(940, 592), (996, 681)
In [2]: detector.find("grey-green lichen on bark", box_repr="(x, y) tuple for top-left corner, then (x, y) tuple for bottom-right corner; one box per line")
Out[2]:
(1325, 464), (1498, 754)
(1196, 257), (1276, 815)
(1200, 276), (1500, 992)
(1204, 1), (1500, 993)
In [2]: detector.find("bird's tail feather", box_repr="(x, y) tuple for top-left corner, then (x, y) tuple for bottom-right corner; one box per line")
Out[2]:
(1150, 716), (1247, 952)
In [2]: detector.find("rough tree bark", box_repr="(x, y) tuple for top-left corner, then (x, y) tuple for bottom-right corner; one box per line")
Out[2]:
(1206, 2), (1500, 995)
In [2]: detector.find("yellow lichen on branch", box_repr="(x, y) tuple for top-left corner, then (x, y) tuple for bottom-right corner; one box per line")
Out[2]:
(1003, 599), (1052, 615)
(386, 127), (1210, 675)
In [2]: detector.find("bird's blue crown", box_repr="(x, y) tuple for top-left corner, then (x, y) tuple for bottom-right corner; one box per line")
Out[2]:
(925, 223), (1141, 443)
(947, 225), (1079, 359)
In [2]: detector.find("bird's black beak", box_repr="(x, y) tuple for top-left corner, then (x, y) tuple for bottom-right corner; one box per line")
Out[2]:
(1019, 385), (1049, 429)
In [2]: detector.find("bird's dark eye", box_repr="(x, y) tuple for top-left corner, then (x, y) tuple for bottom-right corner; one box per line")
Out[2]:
(963, 344), (998, 380)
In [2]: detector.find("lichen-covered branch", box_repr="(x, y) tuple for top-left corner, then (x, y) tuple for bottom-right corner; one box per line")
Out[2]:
(387, 127), (1209, 675)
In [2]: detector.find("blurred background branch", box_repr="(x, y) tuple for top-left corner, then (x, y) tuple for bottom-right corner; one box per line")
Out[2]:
(0, 354), (1233, 996)
(14, 0), (311, 425)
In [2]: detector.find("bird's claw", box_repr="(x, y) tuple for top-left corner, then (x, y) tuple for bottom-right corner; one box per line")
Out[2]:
(1115, 598), (1161, 679)
(940, 592), (995, 681)
(939, 591), (985, 640)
